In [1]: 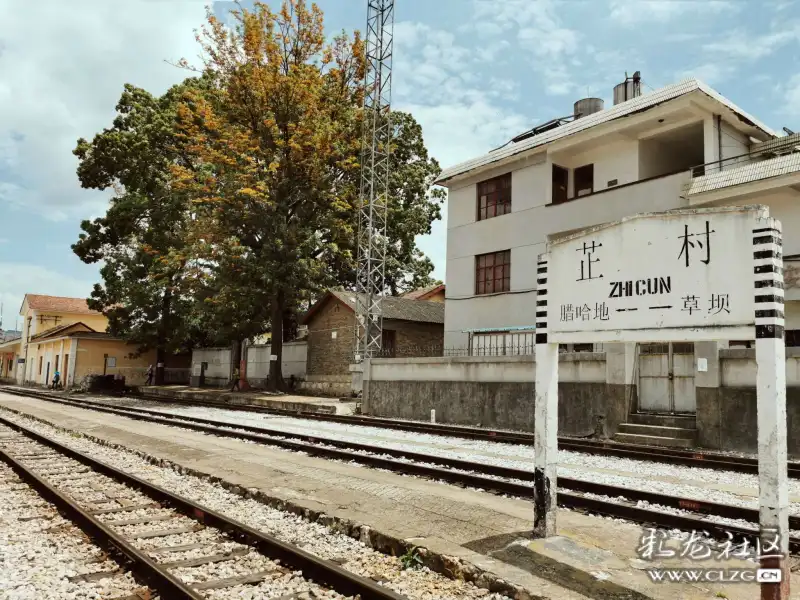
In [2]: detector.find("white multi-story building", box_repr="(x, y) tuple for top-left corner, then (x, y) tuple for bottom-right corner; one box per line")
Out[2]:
(434, 76), (800, 419)
(437, 77), (800, 352)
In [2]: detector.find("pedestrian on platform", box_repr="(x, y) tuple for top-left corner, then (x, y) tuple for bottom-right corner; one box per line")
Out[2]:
(51, 370), (60, 389)
(145, 364), (154, 386)
(231, 367), (240, 392)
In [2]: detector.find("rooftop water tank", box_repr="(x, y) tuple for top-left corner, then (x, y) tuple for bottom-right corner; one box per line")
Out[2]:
(574, 97), (604, 119)
(613, 71), (642, 105)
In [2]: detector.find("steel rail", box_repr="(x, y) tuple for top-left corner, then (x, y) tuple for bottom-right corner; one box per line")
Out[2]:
(14, 389), (794, 528)
(0, 412), (407, 600)
(124, 389), (800, 476)
(0, 438), (203, 599)
(2, 386), (797, 553)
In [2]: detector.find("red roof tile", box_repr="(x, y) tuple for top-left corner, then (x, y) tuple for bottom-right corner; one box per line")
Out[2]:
(402, 284), (445, 300)
(23, 294), (100, 316)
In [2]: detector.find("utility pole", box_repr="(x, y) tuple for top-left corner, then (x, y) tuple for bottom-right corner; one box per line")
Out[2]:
(354, 0), (395, 363)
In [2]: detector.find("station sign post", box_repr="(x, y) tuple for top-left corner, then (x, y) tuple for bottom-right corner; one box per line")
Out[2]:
(534, 205), (788, 599)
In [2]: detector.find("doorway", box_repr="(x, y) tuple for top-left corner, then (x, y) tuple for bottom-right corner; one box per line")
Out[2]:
(638, 342), (696, 413)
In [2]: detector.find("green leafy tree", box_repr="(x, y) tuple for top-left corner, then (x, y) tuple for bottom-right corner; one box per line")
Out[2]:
(72, 79), (209, 382)
(174, 1), (443, 389)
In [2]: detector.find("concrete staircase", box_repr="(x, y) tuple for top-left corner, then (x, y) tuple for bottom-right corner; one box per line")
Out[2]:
(613, 413), (698, 448)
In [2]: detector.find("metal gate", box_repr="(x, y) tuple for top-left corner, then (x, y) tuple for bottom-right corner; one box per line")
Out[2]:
(638, 343), (696, 413)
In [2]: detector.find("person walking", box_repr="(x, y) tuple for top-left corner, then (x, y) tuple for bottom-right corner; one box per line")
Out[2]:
(230, 366), (240, 392)
(145, 364), (154, 386)
(51, 370), (60, 389)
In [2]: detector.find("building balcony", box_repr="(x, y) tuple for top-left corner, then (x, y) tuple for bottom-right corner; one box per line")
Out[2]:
(685, 135), (800, 205)
(545, 170), (691, 240)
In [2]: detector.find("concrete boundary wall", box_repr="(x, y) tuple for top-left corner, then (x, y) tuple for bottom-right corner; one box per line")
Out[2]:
(696, 346), (800, 456)
(191, 342), (307, 388)
(367, 352), (633, 436)
(369, 353), (606, 383)
(719, 347), (800, 387)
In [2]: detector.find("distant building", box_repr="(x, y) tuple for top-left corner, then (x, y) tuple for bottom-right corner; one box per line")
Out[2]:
(0, 330), (21, 342)
(11, 294), (185, 388)
(401, 283), (445, 302)
(300, 290), (444, 396)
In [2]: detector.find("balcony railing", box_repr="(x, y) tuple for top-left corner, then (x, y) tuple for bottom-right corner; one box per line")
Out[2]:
(686, 142), (800, 196)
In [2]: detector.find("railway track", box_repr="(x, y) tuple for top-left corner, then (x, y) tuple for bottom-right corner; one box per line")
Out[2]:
(122, 389), (800, 477)
(2, 386), (797, 554)
(0, 412), (406, 600)
(0, 459), (152, 599)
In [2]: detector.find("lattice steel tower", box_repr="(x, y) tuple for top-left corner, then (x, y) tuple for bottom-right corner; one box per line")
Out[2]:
(354, 0), (394, 362)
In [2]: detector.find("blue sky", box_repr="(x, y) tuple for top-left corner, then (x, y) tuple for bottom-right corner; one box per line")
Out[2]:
(0, 0), (799, 327)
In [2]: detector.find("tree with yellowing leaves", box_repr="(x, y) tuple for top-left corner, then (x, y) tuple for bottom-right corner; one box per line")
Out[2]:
(174, 1), (443, 389)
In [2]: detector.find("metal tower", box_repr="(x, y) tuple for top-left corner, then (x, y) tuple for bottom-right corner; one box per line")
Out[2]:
(354, 0), (394, 362)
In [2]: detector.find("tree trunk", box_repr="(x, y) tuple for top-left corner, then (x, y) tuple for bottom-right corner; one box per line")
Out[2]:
(155, 289), (171, 385)
(231, 339), (242, 383)
(268, 290), (285, 392)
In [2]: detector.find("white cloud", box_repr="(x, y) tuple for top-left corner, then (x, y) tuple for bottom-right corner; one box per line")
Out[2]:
(468, 0), (583, 96)
(675, 63), (737, 86)
(784, 74), (800, 117)
(702, 27), (800, 60)
(0, 263), (95, 326)
(609, 0), (736, 26)
(402, 99), (530, 282)
(0, 0), (208, 221)
(393, 14), (534, 280)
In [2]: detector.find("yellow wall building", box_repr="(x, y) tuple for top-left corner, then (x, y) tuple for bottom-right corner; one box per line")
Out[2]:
(17, 294), (157, 388)
(0, 336), (21, 381)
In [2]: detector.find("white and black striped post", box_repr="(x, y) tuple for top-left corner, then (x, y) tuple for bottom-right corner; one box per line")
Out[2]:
(534, 254), (558, 537)
(753, 220), (790, 600)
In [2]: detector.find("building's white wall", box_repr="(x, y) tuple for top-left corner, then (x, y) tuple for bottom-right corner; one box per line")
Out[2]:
(639, 137), (694, 179)
(722, 349), (800, 387)
(247, 341), (307, 380)
(370, 353), (606, 384)
(444, 292), (536, 348)
(720, 121), (750, 161)
(444, 171), (691, 347)
(723, 189), (800, 256)
(704, 116), (751, 166)
(447, 183), (476, 230)
(513, 159), (550, 211)
(552, 139), (640, 193)
(191, 347), (231, 381)
(703, 116), (720, 165)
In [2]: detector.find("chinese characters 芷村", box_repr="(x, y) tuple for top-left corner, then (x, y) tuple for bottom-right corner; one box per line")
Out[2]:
(678, 220), (716, 267)
(577, 241), (603, 282)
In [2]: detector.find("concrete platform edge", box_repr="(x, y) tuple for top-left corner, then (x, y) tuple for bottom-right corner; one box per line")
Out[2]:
(137, 386), (348, 415)
(0, 403), (562, 600)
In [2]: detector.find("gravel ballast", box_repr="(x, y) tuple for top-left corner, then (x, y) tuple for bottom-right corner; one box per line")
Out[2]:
(88, 397), (800, 514)
(0, 461), (148, 600)
(0, 407), (513, 600)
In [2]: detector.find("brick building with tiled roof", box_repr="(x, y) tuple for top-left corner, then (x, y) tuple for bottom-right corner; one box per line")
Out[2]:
(299, 289), (444, 396)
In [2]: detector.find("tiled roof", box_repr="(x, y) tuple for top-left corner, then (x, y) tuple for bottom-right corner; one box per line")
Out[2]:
(685, 153), (800, 196)
(402, 284), (445, 300)
(0, 337), (21, 350)
(303, 291), (445, 325)
(435, 78), (775, 185)
(30, 322), (95, 341)
(23, 294), (100, 316)
(331, 291), (444, 323)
